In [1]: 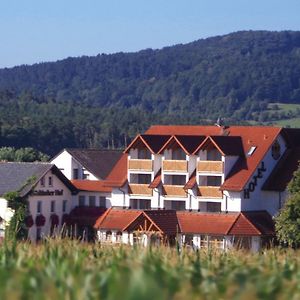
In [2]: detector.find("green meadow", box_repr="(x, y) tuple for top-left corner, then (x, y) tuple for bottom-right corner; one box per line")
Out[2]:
(1, 239), (300, 300)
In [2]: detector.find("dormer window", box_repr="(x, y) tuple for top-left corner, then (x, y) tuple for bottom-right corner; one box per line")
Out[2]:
(172, 148), (186, 160)
(138, 148), (151, 159)
(247, 146), (257, 157)
(207, 148), (222, 161)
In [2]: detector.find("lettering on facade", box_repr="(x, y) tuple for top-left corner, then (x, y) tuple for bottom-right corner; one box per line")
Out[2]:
(244, 161), (266, 199)
(32, 189), (63, 196)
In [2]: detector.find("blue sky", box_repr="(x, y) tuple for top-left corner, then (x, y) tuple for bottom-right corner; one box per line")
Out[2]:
(0, 0), (299, 68)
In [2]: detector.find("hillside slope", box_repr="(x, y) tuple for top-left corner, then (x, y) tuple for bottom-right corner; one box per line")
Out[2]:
(0, 31), (300, 154)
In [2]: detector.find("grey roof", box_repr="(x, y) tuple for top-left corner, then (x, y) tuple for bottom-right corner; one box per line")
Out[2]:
(0, 162), (78, 197)
(63, 149), (123, 180)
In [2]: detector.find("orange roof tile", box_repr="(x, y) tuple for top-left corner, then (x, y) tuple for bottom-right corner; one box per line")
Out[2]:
(158, 135), (206, 154)
(149, 170), (162, 188)
(177, 212), (238, 235)
(71, 180), (112, 192)
(184, 170), (197, 190)
(94, 208), (141, 230)
(124, 135), (171, 154)
(104, 153), (128, 187)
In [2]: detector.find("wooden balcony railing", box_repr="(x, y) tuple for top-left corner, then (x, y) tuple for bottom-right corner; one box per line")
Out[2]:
(163, 185), (186, 197)
(128, 184), (153, 196)
(128, 159), (153, 171)
(197, 161), (223, 173)
(198, 186), (223, 198)
(163, 160), (187, 172)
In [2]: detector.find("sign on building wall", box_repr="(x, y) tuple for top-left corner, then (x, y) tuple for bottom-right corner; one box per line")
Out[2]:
(244, 161), (266, 199)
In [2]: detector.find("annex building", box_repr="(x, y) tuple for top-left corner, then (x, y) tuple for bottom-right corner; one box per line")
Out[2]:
(0, 125), (300, 251)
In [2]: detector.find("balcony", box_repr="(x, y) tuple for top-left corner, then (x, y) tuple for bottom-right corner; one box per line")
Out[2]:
(163, 160), (187, 172)
(198, 187), (222, 198)
(163, 185), (186, 197)
(197, 161), (223, 174)
(128, 184), (153, 196)
(128, 159), (153, 171)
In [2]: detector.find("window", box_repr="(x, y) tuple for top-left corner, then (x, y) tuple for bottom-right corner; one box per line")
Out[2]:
(50, 200), (55, 213)
(40, 177), (45, 187)
(36, 227), (42, 241)
(73, 168), (79, 179)
(62, 200), (67, 213)
(79, 195), (85, 206)
(48, 176), (53, 187)
(207, 202), (221, 212)
(207, 148), (222, 161)
(99, 196), (106, 208)
(207, 176), (222, 186)
(171, 200), (186, 211)
(106, 231), (112, 242)
(172, 175), (186, 185)
(37, 201), (42, 214)
(138, 148), (151, 159)
(83, 173), (89, 180)
(138, 174), (151, 184)
(247, 146), (257, 157)
(172, 148), (186, 160)
(116, 231), (122, 243)
(130, 199), (151, 209)
(130, 174), (152, 184)
(89, 196), (96, 207)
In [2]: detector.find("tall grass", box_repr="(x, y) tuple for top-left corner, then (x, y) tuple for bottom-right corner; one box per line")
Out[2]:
(0, 239), (300, 300)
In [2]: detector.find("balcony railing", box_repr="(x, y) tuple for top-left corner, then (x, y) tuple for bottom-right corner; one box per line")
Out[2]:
(198, 186), (223, 198)
(197, 161), (223, 173)
(128, 159), (153, 171)
(163, 160), (187, 172)
(128, 184), (153, 196)
(163, 185), (186, 197)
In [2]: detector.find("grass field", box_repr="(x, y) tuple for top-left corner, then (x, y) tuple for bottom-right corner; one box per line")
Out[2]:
(1, 239), (300, 300)
(249, 102), (300, 127)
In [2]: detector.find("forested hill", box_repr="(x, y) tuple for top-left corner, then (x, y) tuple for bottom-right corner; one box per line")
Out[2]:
(0, 30), (300, 155)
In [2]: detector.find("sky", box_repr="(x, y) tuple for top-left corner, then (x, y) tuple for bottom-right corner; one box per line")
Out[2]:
(0, 0), (300, 68)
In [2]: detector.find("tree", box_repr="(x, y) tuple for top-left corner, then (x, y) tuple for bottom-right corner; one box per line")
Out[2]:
(275, 163), (300, 247)
(0, 147), (49, 162)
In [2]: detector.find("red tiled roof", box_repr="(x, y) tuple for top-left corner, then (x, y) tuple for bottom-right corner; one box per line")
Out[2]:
(94, 208), (141, 230)
(177, 212), (238, 235)
(262, 148), (300, 191)
(104, 154), (128, 187)
(124, 135), (171, 154)
(241, 211), (275, 236)
(71, 180), (112, 192)
(149, 170), (162, 188)
(122, 210), (179, 235)
(184, 170), (197, 190)
(69, 207), (107, 226)
(147, 125), (281, 192)
(158, 135), (206, 154)
(228, 211), (274, 236)
(193, 136), (244, 156)
(144, 210), (179, 235)
(94, 208), (274, 236)
(177, 210), (274, 236)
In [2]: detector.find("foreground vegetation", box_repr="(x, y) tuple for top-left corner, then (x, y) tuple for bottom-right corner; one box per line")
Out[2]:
(1, 239), (300, 300)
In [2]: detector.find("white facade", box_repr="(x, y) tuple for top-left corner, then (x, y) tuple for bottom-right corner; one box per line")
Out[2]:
(26, 169), (75, 241)
(111, 133), (290, 217)
(51, 150), (98, 180)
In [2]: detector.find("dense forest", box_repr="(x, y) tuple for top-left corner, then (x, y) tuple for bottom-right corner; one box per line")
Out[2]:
(0, 30), (300, 155)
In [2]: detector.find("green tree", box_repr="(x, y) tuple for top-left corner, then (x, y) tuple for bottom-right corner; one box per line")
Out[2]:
(275, 163), (300, 247)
